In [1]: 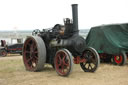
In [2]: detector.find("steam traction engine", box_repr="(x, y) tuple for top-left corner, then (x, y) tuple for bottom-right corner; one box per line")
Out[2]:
(23, 4), (100, 76)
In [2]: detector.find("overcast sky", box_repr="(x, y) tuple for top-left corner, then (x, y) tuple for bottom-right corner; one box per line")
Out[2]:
(0, 0), (128, 31)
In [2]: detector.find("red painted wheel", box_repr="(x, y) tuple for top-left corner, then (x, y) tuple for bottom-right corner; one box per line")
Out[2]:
(112, 52), (127, 66)
(54, 49), (73, 76)
(80, 47), (100, 72)
(114, 55), (122, 64)
(23, 36), (46, 71)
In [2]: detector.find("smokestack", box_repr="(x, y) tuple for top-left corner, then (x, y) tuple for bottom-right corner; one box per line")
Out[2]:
(72, 4), (79, 32)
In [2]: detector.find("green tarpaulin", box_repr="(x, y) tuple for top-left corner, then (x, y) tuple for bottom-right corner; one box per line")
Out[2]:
(86, 23), (128, 54)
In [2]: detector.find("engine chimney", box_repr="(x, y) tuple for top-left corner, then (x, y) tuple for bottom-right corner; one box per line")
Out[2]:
(72, 4), (79, 33)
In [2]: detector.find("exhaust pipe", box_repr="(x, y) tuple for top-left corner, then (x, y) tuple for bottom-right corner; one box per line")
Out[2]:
(72, 4), (79, 32)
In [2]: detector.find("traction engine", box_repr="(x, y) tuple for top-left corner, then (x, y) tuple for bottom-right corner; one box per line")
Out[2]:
(23, 4), (100, 76)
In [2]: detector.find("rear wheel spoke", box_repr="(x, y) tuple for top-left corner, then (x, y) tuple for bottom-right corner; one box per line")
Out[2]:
(26, 51), (30, 53)
(34, 51), (38, 54)
(27, 58), (32, 63)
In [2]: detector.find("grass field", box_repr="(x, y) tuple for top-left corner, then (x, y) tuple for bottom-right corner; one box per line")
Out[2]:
(0, 55), (128, 85)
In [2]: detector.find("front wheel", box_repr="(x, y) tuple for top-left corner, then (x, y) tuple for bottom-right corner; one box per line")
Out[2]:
(80, 47), (100, 72)
(54, 49), (73, 76)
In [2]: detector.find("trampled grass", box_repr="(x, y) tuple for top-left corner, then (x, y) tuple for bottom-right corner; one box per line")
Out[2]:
(0, 55), (128, 85)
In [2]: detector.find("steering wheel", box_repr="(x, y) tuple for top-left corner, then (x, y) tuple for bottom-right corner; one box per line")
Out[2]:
(32, 29), (41, 36)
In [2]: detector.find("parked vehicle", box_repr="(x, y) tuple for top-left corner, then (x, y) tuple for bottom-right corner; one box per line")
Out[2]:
(86, 23), (128, 65)
(0, 39), (23, 57)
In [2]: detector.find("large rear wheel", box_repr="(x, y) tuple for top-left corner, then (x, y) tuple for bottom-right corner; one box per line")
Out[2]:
(54, 49), (73, 76)
(23, 36), (46, 71)
(80, 47), (100, 72)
